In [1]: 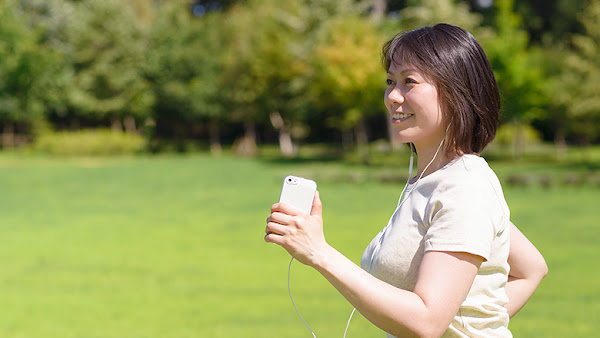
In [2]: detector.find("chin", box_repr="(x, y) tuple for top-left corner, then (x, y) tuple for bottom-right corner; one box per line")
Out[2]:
(393, 133), (412, 144)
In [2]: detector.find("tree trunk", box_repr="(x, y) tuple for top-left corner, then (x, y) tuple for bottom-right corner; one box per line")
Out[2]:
(355, 120), (370, 163)
(342, 129), (353, 151)
(554, 127), (567, 162)
(278, 130), (294, 157)
(270, 112), (296, 157)
(111, 119), (123, 132)
(209, 118), (222, 156)
(123, 116), (137, 134)
(234, 121), (257, 157)
(2, 123), (15, 149)
(371, 0), (387, 21)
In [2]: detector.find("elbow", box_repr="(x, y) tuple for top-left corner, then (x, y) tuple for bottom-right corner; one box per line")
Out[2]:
(539, 263), (548, 283)
(536, 257), (549, 282)
(520, 257), (547, 287)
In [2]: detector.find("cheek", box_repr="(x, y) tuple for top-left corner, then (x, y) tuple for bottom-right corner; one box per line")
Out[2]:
(421, 89), (443, 120)
(428, 101), (444, 121)
(383, 89), (391, 106)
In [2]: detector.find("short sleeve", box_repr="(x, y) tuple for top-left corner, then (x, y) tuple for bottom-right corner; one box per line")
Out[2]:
(423, 178), (502, 261)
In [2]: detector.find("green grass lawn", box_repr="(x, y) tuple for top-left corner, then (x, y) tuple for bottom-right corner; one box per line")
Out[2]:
(0, 152), (598, 337)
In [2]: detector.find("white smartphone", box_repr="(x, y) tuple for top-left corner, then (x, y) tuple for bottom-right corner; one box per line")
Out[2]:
(279, 175), (317, 214)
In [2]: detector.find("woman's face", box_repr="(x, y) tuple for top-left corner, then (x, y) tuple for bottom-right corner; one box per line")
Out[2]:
(384, 61), (446, 152)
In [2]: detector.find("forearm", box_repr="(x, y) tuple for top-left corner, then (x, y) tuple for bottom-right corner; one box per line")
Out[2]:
(312, 246), (439, 338)
(505, 275), (543, 318)
(266, 199), (476, 337)
(506, 222), (548, 318)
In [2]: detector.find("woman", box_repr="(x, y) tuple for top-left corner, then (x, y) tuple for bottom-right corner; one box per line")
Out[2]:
(265, 23), (547, 337)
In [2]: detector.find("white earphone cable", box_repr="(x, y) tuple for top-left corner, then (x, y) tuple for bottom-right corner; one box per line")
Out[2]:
(343, 129), (448, 337)
(288, 257), (317, 338)
(288, 129), (449, 338)
(343, 307), (357, 337)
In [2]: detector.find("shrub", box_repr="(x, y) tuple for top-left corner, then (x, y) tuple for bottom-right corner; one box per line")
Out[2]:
(33, 129), (145, 156)
(494, 122), (541, 148)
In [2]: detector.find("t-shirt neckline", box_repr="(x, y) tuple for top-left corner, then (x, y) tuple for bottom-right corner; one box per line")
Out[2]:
(407, 154), (478, 186)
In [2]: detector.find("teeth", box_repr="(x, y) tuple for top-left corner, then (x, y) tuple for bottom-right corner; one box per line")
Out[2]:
(393, 113), (412, 119)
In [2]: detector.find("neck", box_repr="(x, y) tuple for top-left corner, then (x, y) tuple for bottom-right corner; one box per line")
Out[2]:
(413, 143), (454, 180)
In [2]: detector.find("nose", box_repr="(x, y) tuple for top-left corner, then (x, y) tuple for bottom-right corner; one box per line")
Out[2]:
(385, 85), (404, 108)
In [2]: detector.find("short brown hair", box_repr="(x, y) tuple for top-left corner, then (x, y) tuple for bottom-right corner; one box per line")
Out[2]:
(382, 23), (500, 155)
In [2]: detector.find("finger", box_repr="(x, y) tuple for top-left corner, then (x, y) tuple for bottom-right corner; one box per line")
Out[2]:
(267, 211), (293, 226)
(271, 202), (303, 216)
(265, 222), (287, 236)
(311, 190), (323, 218)
(264, 232), (284, 245)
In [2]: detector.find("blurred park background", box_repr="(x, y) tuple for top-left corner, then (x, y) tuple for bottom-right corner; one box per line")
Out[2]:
(1, 0), (599, 337)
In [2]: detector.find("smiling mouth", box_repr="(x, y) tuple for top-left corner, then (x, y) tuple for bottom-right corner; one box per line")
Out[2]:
(392, 113), (413, 120)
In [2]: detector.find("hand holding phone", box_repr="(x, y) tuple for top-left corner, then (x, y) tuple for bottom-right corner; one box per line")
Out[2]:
(273, 176), (320, 337)
(279, 175), (317, 214)
(268, 175), (323, 263)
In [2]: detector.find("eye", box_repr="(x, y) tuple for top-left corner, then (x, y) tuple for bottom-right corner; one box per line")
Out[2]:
(386, 79), (394, 86)
(405, 77), (417, 84)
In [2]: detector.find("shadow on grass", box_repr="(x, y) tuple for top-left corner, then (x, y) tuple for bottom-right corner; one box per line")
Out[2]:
(563, 161), (600, 172)
(259, 153), (342, 166)
(257, 144), (347, 166)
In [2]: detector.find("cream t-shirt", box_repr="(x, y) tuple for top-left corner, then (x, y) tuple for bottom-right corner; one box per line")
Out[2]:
(361, 154), (511, 337)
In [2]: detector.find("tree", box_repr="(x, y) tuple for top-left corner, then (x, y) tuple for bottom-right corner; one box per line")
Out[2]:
(146, 1), (227, 153)
(0, 0), (63, 148)
(15, 0), (77, 126)
(311, 15), (385, 161)
(480, 0), (546, 159)
(512, 0), (588, 44)
(64, 0), (153, 133)
(400, 0), (485, 32)
(549, 0), (600, 148)
(222, 0), (370, 157)
(223, 0), (308, 157)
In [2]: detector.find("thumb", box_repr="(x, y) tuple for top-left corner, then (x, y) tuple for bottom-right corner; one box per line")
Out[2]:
(311, 190), (323, 218)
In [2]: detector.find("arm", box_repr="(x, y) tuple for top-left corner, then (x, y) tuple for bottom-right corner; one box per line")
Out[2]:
(505, 222), (548, 318)
(315, 247), (481, 338)
(265, 191), (482, 337)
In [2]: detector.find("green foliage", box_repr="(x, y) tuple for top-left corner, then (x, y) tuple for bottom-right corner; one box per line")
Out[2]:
(64, 0), (153, 124)
(513, 0), (588, 44)
(1, 0), (600, 151)
(0, 0), (62, 125)
(0, 0), (30, 120)
(401, 0), (484, 32)
(484, 0), (547, 124)
(311, 16), (384, 131)
(548, 0), (600, 144)
(494, 122), (541, 147)
(146, 2), (225, 124)
(33, 129), (145, 156)
(222, 0), (343, 123)
(492, 122), (542, 161)
(221, 0), (373, 153)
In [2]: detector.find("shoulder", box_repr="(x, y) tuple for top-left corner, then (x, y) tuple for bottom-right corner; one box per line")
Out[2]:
(422, 155), (509, 259)
(431, 155), (499, 195)
(426, 155), (509, 225)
